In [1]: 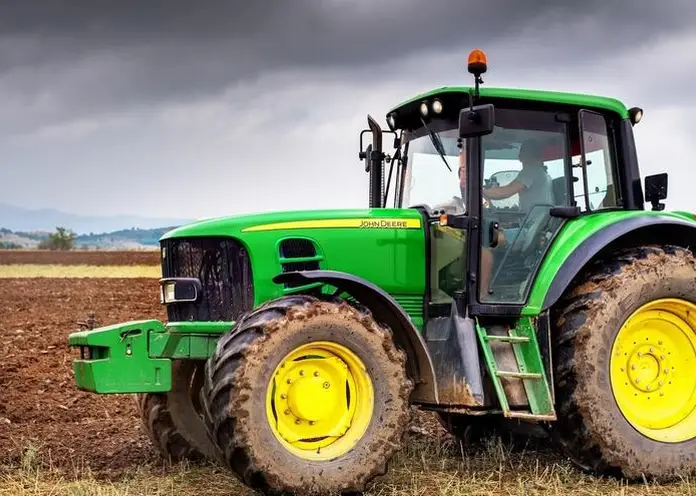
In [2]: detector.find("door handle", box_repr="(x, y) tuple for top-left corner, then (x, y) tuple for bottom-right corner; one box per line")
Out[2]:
(488, 221), (500, 247)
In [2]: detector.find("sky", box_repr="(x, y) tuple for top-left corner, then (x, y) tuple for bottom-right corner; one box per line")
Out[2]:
(1, 0), (695, 221)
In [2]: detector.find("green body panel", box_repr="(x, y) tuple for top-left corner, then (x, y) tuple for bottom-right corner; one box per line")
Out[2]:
(164, 208), (427, 328)
(523, 210), (696, 315)
(389, 86), (630, 118)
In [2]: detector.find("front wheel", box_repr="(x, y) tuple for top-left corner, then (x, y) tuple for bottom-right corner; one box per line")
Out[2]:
(201, 295), (413, 496)
(552, 245), (696, 481)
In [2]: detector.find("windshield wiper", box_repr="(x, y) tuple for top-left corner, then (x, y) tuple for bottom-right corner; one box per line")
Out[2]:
(420, 117), (452, 172)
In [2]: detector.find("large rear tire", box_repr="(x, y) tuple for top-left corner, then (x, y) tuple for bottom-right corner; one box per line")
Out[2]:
(201, 295), (413, 496)
(552, 245), (696, 481)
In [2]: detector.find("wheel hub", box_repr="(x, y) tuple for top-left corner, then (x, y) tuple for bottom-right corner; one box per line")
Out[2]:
(610, 299), (696, 442)
(265, 341), (374, 460)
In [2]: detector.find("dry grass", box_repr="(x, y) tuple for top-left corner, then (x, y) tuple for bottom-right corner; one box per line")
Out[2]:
(0, 264), (161, 278)
(2, 435), (695, 496)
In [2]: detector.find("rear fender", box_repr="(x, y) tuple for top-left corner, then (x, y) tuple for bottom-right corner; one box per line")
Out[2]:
(541, 215), (696, 312)
(273, 270), (439, 404)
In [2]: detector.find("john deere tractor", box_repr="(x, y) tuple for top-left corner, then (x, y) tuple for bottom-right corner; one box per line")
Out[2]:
(68, 49), (696, 495)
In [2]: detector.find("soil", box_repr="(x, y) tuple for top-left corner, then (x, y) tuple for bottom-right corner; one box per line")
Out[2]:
(0, 276), (451, 480)
(0, 250), (160, 266)
(0, 277), (166, 478)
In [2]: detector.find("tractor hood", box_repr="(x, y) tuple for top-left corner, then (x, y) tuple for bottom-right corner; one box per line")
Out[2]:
(159, 207), (428, 329)
(160, 208), (424, 240)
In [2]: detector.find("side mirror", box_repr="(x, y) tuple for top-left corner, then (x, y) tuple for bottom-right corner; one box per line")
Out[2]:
(644, 173), (668, 211)
(458, 103), (495, 138)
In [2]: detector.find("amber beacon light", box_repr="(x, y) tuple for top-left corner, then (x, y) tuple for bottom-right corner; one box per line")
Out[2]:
(467, 49), (487, 76)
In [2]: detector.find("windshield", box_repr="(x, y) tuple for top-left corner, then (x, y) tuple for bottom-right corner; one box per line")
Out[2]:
(401, 126), (465, 213)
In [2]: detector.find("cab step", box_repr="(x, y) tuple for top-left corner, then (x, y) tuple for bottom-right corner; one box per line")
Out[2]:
(475, 317), (556, 421)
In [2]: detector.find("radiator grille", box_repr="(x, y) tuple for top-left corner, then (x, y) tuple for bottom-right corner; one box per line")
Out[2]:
(161, 237), (254, 322)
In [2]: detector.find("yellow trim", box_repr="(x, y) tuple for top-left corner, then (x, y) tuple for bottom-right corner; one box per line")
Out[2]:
(243, 218), (422, 232)
(610, 298), (696, 443)
(265, 341), (374, 460)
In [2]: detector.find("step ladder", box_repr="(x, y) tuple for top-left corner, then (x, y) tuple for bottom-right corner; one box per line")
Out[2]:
(475, 317), (556, 421)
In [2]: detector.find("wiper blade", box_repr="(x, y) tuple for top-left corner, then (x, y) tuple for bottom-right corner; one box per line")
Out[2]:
(420, 117), (452, 172)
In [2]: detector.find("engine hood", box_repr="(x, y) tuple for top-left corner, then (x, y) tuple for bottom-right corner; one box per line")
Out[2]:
(160, 208), (424, 240)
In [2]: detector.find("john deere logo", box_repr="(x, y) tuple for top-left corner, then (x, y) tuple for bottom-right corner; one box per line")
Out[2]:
(360, 219), (408, 229)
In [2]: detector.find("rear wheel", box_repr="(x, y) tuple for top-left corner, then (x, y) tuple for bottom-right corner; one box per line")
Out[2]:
(552, 245), (696, 480)
(201, 295), (413, 496)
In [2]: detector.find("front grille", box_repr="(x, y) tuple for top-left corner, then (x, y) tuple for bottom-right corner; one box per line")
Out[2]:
(161, 237), (254, 322)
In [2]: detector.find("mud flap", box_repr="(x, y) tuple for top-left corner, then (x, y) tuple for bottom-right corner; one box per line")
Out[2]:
(68, 319), (172, 394)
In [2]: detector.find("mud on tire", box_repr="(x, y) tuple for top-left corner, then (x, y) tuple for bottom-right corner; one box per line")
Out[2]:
(551, 245), (696, 481)
(200, 294), (413, 496)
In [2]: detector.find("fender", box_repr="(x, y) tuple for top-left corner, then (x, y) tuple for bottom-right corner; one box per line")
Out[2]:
(538, 214), (696, 313)
(273, 270), (439, 404)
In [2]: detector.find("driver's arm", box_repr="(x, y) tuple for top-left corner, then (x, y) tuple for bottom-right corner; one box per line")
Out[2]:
(483, 180), (525, 200)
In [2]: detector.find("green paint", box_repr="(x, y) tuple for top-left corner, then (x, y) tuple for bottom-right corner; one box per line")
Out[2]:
(523, 210), (696, 315)
(511, 318), (555, 416)
(475, 317), (555, 419)
(69, 320), (172, 393)
(388, 86), (630, 119)
(163, 208), (427, 321)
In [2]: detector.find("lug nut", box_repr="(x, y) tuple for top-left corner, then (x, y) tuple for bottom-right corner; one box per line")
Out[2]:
(295, 419), (301, 425)
(284, 409), (291, 415)
(323, 382), (331, 389)
(299, 370), (305, 376)
(314, 371), (320, 377)
(281, 394), (287, 400)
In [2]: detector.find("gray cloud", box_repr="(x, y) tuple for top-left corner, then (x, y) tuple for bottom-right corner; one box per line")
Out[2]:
(1, 1), (695, 220)
(1, 0), (694, 135)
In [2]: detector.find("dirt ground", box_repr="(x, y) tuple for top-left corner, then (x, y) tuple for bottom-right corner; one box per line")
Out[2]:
(0, 276), (452, 481)
(0, 277), (168, 478)
(0, 250), (160, 266)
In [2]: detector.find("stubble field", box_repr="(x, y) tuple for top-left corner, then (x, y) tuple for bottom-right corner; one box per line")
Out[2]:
(0, 250), (691, 495)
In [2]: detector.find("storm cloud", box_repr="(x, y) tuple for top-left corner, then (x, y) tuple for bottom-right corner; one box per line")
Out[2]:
(1, 0), (695, 221)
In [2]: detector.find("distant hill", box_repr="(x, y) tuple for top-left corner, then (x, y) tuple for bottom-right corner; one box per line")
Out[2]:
(0, 202), (195, 235)
(0, 226), (182, 249)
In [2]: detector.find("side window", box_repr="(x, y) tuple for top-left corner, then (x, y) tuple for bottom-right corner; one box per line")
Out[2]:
(573, 111), (620, 211)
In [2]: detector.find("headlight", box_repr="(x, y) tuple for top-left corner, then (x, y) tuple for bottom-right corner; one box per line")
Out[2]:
(159, 278), (200, 304)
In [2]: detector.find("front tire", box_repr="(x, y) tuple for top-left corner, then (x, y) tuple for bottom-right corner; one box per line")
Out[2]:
(201, 295), (413, 496)
(552, 245), (696, 481)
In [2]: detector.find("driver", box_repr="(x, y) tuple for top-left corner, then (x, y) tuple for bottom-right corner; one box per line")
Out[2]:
(479, 139), (553, 296)
(482, 140), (553, 210)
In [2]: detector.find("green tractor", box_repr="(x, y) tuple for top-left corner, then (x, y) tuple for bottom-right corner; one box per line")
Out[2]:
(68, 49), (696, 495)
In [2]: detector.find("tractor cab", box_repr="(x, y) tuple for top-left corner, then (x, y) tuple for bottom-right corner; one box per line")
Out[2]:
(360, 49), (643, 316)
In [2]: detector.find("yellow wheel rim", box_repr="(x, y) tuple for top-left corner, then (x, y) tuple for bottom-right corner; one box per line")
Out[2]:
(265, 341), (374, 460)
(610, 298), (696, 443)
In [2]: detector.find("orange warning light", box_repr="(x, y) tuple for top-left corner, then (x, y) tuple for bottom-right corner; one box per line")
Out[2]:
(467, 49), (487, 75)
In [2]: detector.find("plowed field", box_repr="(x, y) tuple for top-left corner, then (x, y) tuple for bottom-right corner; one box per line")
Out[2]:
(0, 250), (159, 266)
(0, 277), (166, 477)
